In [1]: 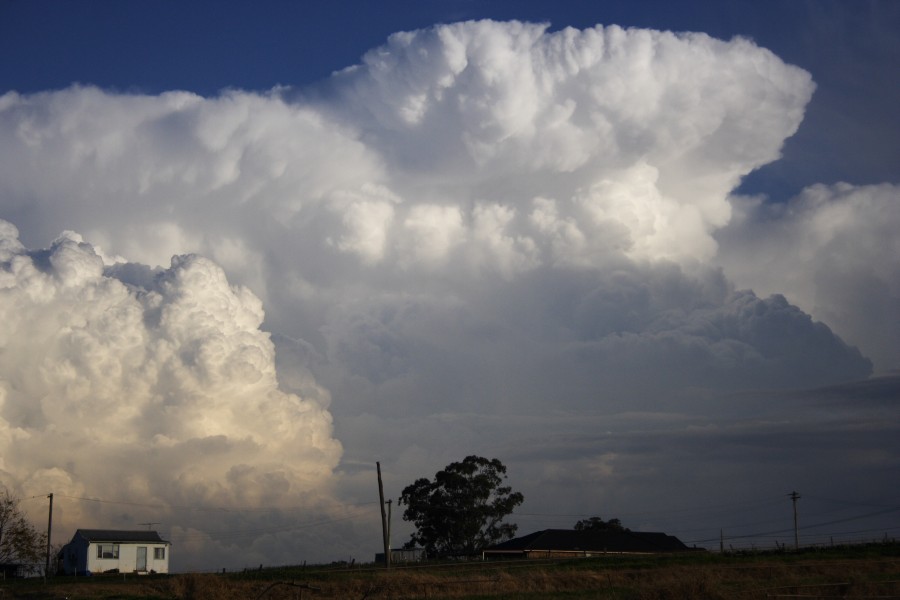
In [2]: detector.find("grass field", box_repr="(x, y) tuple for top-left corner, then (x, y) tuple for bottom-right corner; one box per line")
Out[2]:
(3, 543), (899, 599)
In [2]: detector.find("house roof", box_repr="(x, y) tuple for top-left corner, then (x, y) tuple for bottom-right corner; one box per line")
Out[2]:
(484, 529), (691, 554)
(75, 529), (169, 544)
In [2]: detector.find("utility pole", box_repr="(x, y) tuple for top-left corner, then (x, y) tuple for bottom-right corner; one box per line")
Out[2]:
(790, 491), (801, 550)
(139, 522), (160, 530)
(45, 493), (53, 578)
(376, 462), (390, 569)
(385, 499), (392, 557)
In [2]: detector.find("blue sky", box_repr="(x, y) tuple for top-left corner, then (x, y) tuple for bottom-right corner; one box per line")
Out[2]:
(0, 0), (898, 570)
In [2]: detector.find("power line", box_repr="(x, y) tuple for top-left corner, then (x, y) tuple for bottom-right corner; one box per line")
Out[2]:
(172, 506), (380, 542)
(514, 495), (786, 522)
(794, 503), (900, 532)
(686, 503), (900, 545)
(48, 493), (381, 543)
(801, 494), (900, 509)
(55, 493), (379, 514)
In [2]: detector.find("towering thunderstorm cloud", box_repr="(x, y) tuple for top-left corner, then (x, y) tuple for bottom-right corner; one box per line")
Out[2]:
(0, 21), (896, 567)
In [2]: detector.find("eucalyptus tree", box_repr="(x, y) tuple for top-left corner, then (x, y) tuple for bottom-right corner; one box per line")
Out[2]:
(399, 455), (524, 558)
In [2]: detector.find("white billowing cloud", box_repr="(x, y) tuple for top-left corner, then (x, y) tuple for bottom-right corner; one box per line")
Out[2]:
(0, 21), (813, 282)
(0, 221), (342, 564)
(329, 184), (400, 264)
(718, 183), (900, 374)
(322, 21), (814, 266)
(399, 204), (465, 267)
(0, 85), (386, 276)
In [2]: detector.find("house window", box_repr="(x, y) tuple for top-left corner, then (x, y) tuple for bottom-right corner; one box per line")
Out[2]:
(97, 544), (119, 559)
(154, 547), (165, 560)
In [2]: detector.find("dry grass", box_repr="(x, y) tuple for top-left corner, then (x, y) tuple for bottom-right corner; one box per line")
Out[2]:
(3, 545), (899, 599)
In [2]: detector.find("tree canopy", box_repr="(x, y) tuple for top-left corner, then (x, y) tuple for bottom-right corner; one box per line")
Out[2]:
(0, 487), (47, 570)
(574, 516), (630, 532)
(399, 455), (524, 558)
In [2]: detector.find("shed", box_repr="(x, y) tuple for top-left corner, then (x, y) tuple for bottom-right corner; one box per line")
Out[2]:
(0, 563), (31, 578)
(58, 529), (170, 575)
(374, 547), (425, 564)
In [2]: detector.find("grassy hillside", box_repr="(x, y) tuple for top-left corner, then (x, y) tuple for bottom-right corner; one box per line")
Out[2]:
(3, 543), (899, 599)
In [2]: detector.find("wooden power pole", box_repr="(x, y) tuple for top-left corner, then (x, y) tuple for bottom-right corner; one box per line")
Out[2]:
(385, 499), (392, 556)
(45, 493), (53, 577)
(377, 462), (390, 569)
(790, 491), (801, 550)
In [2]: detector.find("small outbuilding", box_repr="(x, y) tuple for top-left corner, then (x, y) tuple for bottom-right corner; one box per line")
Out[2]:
(0, 563), (31, 578)
(483, 529), (695, 560)
(375, 547), (425, 564)
(58, 529), (170, 575)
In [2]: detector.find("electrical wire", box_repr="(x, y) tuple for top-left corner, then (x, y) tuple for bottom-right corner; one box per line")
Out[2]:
(685, 503), (900, 545)
(48, 493), (384, 544)
(55, 493), (379, 514)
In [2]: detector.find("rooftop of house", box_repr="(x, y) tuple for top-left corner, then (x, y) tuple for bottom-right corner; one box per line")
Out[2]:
(485, 529), (693, 554)
(74, 529), (169, 544)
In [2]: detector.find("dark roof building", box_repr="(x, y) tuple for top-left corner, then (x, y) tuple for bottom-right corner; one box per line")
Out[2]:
(483, 529), (696, 559)
(73, 529), (168, 543)
(58, 529), (171, 575)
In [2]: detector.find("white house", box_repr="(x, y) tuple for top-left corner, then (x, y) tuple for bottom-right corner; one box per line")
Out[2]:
(59, 529), (170, 575)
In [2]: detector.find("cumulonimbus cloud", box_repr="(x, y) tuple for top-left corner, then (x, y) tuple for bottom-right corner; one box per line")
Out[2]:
(0, 20), (893, 567)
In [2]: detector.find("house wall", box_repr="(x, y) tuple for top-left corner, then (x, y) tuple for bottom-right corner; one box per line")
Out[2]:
(85, 542), (170, 574)
(524, 549), (619, 559)
(60, 538), (90, 576)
